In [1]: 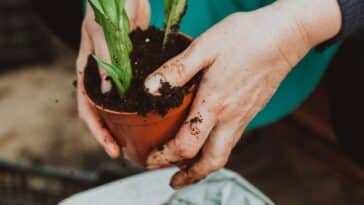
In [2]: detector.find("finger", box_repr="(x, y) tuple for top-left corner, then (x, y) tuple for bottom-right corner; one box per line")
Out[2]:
(77, 78), (120, 159)
(171, 122), (245, 189)
(146, 83), (221, 168)
(85, 5), (112, 93)
(76, 21), (93, 76)
(170, 74), (276, 187)
(135, 0), (151, 30)
(144, 37), (217, 96)
(89, 25), (113, 93)
(77, 61), (120, 159)
(86, 115), (121, 159)
(78, 99), (121, 159)
(125, 0), (137, 30)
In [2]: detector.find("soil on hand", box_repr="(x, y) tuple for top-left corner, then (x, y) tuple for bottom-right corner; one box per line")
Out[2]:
(85, 27), (200, 116)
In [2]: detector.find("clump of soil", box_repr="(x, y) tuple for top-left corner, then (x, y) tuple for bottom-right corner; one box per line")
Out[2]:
(188, 112), (203, 136)
(189, 113), (203, 124)
(85, 26), (200, 115)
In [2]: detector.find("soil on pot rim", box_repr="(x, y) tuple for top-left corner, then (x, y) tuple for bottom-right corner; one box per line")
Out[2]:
(85, 26), (200, 116)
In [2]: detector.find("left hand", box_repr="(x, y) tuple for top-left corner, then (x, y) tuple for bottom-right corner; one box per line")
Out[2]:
(144, 0), (341, 188)
(76, 0), (150, 158)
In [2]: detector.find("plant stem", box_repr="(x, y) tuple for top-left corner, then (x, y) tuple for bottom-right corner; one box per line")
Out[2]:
(163, 0), (187, 47)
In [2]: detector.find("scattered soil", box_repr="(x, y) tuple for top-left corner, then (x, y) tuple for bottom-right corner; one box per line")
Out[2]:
(188, 112), (203, 136)
(72, 80), (77, 88)
(85, 26), (201, 116)
(189, 112), (203, 124)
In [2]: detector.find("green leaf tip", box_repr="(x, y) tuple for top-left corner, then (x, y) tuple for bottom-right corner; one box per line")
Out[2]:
(163, 0), (187, 47)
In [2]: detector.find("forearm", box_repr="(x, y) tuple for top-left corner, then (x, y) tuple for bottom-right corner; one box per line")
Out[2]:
(277, 0), (342, 47)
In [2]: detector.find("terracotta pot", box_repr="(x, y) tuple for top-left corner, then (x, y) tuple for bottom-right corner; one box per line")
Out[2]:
(82, 34), (194, 167)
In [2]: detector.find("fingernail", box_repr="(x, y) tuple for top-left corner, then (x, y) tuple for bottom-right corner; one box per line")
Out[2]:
(106, 146), (120, 159)
(105, 149), (115, 158)
(145, 153), (161, 169)
(101, 77), (112, 94)
(144, 74), (164, 96)
(171, 171), (188, 189)
(171, 170), (202, 189)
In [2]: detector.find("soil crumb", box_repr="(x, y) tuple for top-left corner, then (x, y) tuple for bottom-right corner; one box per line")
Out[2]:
(72, 80), (77, 88)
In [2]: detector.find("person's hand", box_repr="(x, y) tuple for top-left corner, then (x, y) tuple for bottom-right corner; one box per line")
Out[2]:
(76, 0), (150, 158)
(145, 0), (341, 188)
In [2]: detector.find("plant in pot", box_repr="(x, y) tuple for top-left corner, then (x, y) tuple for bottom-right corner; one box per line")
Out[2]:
(82, 0), (198, 166)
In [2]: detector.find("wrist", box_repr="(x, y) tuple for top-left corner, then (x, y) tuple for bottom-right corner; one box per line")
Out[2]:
(277, 0), (342, 47)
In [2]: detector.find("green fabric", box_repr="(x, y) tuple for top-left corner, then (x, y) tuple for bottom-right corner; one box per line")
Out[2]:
(83, 0), (340, 129)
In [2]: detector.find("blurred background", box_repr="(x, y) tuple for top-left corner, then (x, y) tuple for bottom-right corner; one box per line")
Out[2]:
(0, 0), (363, 204)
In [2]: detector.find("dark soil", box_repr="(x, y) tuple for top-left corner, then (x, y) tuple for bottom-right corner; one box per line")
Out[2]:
(85, 26), (200, 116)
(189, 112), (203, 124)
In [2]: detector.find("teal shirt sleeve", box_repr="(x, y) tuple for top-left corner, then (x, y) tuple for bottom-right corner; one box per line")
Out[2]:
(82, 0), (86, 13)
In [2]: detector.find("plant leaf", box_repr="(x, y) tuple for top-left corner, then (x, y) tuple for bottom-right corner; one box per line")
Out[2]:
(88, 0), (133, 98)
(163, 0), (187, 47)
(164, 0), (173, 26)
(92, 55), (127, 97)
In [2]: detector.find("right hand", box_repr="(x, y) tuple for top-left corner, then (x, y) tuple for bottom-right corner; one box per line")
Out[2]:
(76, 0), (150, 158)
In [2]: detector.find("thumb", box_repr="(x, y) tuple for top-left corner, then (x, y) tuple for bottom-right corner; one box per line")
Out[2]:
(84, 4), (112, 93)
(90, 29), (113, 94)
(125, 0), (150, 30)
(135, 0), (151, 30)
(145, 39), (216, 96)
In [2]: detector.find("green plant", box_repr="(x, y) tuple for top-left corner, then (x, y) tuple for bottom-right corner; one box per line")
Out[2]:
(88, 0), (132, 98)
(88, 0), (187, 98)
(163, 0), (187, 47)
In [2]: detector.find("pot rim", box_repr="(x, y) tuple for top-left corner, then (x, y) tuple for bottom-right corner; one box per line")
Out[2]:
(85, 89), (194, 116)
(83, 30), (193, 116)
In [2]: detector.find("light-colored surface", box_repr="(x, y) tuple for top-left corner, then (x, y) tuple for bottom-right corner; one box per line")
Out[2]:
(60, 168), (178, 205)
(0, 44), (101, 169)
(60, 168), (274, 205)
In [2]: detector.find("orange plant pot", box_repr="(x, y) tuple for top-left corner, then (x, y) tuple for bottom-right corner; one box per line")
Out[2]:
(82, 34), (194, 167)
(85, 85), (193, 167)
